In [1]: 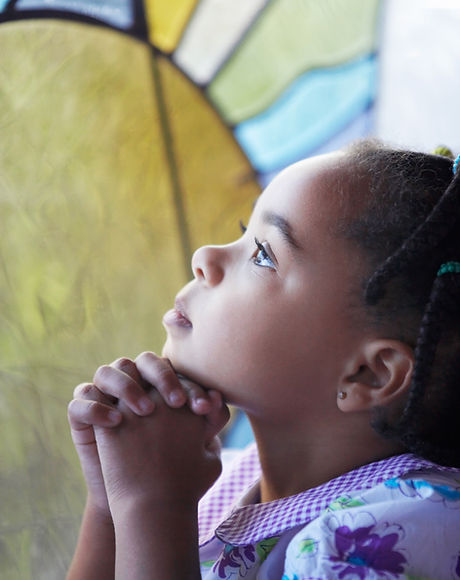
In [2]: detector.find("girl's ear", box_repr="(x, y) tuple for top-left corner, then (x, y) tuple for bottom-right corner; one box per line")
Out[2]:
(338, 340), (414, 412)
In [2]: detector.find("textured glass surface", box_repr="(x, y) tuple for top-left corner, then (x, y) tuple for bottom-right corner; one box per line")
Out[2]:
(0, 19), (258, 579)
(145, 0), (197, 52)
(0, 1), (388, 577)
(235, 56), (377, 172)
(208, 0), (379, 123)
(174, 0), (268, 84)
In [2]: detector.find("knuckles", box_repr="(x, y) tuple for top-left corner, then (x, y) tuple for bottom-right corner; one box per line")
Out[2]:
(67, 398), (97, 421)
(67, 398), (78, 417)
(73, 382), (95, 398)
(113, 356), (135, 370)
(155, 364), (177, 387)
(93, 364), (111, 383)
(135, 351), (157, 365)
(136, 352), (177, 386)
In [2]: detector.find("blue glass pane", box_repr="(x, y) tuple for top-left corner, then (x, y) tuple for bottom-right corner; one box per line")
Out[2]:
(15, 0), (134, 28)
(0, 0), (10, 11)
(308, 106), (375, 157)
(257, 107), (375, 188)
(234, 55), (377, 173)
(222, 412), (254, 449)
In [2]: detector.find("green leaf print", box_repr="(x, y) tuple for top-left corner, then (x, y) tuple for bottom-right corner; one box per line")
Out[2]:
(200, 560), (215, 568)
(327, 496), (366, 511)
(255, 536), (280, 563)
(298, 538), (318, 555)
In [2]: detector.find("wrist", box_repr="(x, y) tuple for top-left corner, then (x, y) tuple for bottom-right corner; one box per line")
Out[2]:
(85, 495), (114, 528)
(66, 496), (115, 580)
(112, 494), (198, 527)
(113, 499), (200, 580)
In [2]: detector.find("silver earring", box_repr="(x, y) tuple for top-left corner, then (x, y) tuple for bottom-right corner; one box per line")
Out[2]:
(338, 391), (347, 400)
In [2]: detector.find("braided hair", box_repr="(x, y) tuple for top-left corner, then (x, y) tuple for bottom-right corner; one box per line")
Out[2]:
(339, 139), (460, 466)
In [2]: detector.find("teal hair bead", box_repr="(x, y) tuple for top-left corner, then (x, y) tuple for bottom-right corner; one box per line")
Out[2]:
(437, 261), (460, 277)
(453, 154), (460, 175)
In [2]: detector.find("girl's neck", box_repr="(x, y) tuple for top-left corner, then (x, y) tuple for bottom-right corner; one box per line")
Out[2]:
(247, 412), (405, 503)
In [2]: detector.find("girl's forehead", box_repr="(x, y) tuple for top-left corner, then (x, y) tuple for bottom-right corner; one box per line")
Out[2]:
(258, 152), (346, 218)
(249, 155), (353, 261)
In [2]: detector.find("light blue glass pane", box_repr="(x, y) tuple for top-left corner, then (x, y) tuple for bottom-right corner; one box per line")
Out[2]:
(16, 0), (134, 28)
(235, 55), (377, 173)
(258, 107), (375, 188)
(1, 0), (10, 11)
(307, 106), (375, 157)
(223, 411), (254, 449)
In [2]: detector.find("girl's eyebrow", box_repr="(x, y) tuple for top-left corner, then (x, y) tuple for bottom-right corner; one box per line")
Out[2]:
(262, 210), (302, 250)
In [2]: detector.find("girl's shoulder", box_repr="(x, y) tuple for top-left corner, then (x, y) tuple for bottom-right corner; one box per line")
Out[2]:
(283, 465), (460, 580)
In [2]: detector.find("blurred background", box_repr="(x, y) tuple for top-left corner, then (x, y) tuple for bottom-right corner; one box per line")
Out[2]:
(0, 0), (459, 577)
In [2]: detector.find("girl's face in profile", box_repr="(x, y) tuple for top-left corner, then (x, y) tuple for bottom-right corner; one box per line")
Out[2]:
(162, 153), (368, 420)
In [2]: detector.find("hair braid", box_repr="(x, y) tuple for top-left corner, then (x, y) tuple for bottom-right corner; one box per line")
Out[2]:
(381, 272), (460, 465)
(365, 172), (460, 305)
(343, 140), (460, 466)
(369, 269), (460, 465)
(400, 280), (442, 425)
(372, 277), (438, 439)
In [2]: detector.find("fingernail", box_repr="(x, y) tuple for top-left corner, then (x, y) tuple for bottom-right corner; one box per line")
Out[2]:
(194, 397), (211, 412)
(169, 391), (185, 406)
(137, 398), (155, 414)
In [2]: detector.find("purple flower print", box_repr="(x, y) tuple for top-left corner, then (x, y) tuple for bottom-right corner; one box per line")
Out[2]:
(330, 524), (406, 579)
(214, 544), (256, 578)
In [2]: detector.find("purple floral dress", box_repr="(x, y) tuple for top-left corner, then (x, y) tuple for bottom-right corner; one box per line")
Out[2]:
(198, 445), (460, 579)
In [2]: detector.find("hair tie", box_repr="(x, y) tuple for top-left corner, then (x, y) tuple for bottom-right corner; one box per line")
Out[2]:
(437, 261), (460, 277)
(432, 145), (454, 159)
(430, 146), (459, 174)
(453, 154), (460, 175)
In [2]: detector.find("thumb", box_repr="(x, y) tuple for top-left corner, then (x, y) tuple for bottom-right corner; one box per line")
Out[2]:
(203, 390), (230, 444)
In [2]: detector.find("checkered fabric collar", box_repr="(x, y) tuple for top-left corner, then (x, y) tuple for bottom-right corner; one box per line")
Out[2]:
(198, 443), (452, 547)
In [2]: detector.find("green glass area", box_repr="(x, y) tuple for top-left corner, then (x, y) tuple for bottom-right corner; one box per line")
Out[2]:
(208, 0), (380, 123)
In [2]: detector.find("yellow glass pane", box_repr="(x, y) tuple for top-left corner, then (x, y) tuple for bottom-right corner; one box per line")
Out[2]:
(156, 56), (259, 250)
(0, 19), (259, 578)
(145, 0), (198, 53)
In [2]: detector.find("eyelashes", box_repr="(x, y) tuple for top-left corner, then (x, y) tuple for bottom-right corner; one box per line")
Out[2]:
(254, 237), (266, 255)
(253, 237), (276, 270)
(239, 220), (276, 270)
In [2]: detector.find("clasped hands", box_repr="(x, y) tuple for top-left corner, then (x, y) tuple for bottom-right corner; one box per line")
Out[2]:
(68, 352), (230, 522)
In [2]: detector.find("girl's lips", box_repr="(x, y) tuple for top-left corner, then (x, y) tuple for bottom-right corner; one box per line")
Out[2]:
(162, 300), (192, 328)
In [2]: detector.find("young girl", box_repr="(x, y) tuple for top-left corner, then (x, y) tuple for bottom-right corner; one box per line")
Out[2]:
(67, 140), (460, 580)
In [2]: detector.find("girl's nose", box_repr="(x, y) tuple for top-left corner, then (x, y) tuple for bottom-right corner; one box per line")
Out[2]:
(191, 245), (225, 286)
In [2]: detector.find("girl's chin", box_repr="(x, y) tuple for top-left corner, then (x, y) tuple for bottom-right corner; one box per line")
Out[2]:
(160, 338), (178, 361)
(160, 344), (231, 399)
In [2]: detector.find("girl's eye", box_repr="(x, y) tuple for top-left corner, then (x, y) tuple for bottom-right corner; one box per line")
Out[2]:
(253, 237), (276, 270)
